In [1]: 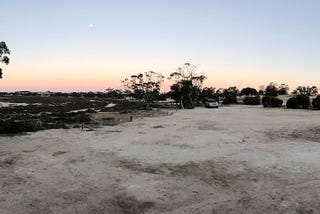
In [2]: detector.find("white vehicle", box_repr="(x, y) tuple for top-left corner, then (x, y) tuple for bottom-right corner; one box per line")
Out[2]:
(205, 98), (219, 108)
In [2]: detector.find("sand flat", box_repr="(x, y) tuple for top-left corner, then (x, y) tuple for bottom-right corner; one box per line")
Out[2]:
(1, 105), (320, 213)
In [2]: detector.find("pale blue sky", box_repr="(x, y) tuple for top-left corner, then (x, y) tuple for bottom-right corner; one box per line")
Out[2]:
(1, 0), (320, 91)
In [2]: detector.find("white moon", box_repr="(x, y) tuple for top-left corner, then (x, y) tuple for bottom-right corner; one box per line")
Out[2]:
(90, 24), (94, 28)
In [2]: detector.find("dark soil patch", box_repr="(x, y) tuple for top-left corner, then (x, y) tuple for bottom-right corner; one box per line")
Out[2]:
(265, 127), (320, 143)
(52, 151), (69, 157)
(116, 159), (235, 186)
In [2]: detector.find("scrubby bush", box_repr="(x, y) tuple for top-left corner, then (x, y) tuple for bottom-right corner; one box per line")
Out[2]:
(265, 83), (278, 96)
(0, 119), (41, 134)
(286, 95), (310, 109)
(286, 98), (297, 109)
(270, 97), (283, 107)
(223, 95), (237, 105)
(243, 96), (261, 105)
(75, 114), (91, 123)
(296, 94), (310, 109)
(312, 96), (320, 110)
(262, 96), (283, 107)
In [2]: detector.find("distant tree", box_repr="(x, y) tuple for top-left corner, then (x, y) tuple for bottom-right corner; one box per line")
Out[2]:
(277, 84), (289, 95)
(262, 96), (283, 107)
(214, 88), (223, 98)
(0, 41), (10, 78)
(292, 86), (318, 96)
(199, 87), (217, 103)
(70, 92), (81, 97)
(122, 71), (164, 107)
(105, 88), (125, 99)
(265, 82), (278, 96)
(153, 92), (168, 101)
(222, 86), (239, 104)
(169, 63), (206, 108)
(240, 87), (258, 96)
(224, 86), (239, 95)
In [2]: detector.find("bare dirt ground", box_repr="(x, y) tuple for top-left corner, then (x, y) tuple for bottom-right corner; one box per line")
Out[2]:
(1, 105), (320, 214)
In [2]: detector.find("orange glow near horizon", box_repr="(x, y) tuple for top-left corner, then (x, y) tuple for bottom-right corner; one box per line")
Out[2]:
(1, 62), (319, 93)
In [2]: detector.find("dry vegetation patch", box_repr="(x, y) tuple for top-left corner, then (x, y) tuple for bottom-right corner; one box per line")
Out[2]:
(265, 127), (320, 143)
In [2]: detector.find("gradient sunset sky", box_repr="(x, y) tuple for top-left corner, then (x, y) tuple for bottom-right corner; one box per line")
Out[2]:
(1, 0), (320, 92)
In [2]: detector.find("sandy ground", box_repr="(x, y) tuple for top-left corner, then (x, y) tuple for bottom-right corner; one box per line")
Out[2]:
(1, 105), (320, 214)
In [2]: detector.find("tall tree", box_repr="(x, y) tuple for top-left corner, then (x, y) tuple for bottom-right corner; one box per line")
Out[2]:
(0, 41), (10, 78)
(277, 84), (289, 95)
(222, 86), (239, 104)
(265, 82), (278, 96)
(293, 86), (318, 96)
(169, 63), (206, 108)
(122, 71), (164, 107)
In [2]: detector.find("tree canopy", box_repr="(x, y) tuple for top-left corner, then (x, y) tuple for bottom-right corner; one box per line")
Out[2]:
(265, 82), (278, 96)
(0, 41), (10, 78)
(293, 86), (318, 96)
(169, 63), (206, 108)
(240, 87), (258, 96)
(122, 71), (164, 107)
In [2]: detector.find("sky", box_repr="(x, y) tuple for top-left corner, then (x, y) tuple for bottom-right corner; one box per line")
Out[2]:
(1, 0), (320, 92)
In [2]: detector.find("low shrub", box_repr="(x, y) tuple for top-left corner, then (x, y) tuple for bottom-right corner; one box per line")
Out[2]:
(223, 95), (237, 105)
(243, 96), (261, 105)
(286, 98), (297, 109)
(262, 96), (283, 107)
(296, 94), (310, 109)
(286, 95), (310, 109)
(75, 114), (91, 123)
(0, 119), (41, 134)
(312, 96), (320, 110)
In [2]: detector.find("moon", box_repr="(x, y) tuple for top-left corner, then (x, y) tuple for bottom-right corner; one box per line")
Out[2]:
(90, 24), (94, 28)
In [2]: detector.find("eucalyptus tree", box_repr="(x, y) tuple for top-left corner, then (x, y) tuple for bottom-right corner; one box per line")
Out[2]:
(122, 71), (164, 108)
(0, 41), (10, 78)
(169, 63), (206, 108)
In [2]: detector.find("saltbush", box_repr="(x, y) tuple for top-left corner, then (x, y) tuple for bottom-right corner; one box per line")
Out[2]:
(223, 95), (237, 105)
(296, 94), (310, 109)
(312, 96), (320, 110)
(75, 114), (91, 123)
(286, 95), (310, 109)
(0, 119), (41, 134)
(243, 96), (261, 105)
(286, 98), (297, 109)
(262, 96), (283, 107)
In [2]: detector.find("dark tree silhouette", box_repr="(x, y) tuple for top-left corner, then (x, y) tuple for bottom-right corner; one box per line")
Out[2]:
(265, 82), (278, 96)
(264, 82), (290, 96)
(277, 84), (289, 95)
(122, 71), (164, 107)
(292, 86), (318, 96)
(240, 87), (258, 96)
(200, 87), (218, 103)
(222, 87), (239, 104)
(169, 63), (206, 108)
(0, 41), (10, 78)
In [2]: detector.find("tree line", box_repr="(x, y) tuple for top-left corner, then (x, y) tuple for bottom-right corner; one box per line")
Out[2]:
(121, 63), (320, 109)
(1, 41), (319, 109)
